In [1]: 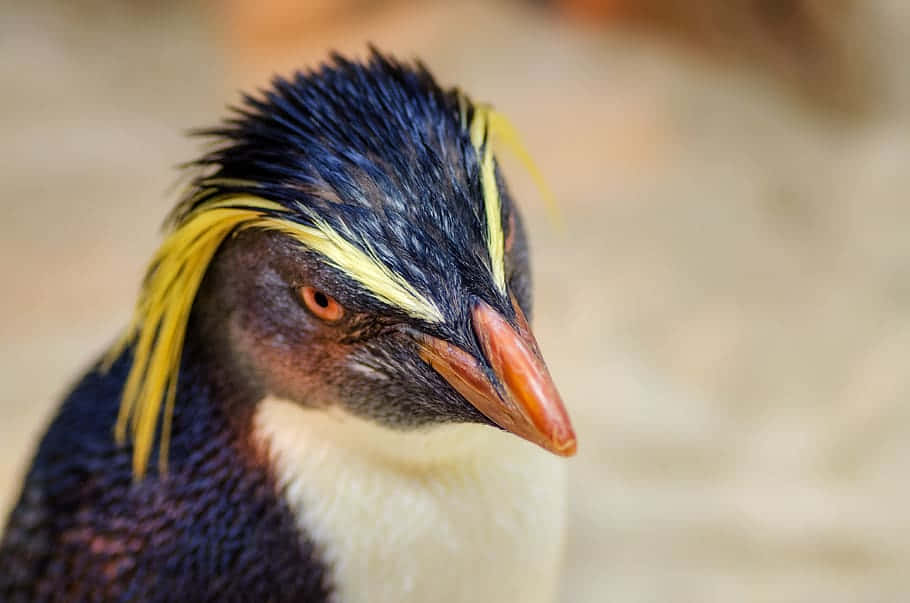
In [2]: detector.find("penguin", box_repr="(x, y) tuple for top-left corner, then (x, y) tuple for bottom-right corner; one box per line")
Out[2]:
(0, 49), (576, 603)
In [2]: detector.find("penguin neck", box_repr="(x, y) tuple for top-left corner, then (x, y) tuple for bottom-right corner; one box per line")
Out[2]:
(178, 308), (268, 429)
(144, 325), (267, 477)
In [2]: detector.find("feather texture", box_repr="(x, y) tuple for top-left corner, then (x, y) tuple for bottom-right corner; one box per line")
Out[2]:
(111, 195), (446, 478)
(108, 51), (553, 479)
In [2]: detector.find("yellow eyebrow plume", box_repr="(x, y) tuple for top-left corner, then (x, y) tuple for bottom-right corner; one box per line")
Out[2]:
(485, 110), (560, 225)
(261, 213), (443, 324)
(109, 195), (441, 479)
(470, 106), (506, 293)
(467, 101), (560, 294)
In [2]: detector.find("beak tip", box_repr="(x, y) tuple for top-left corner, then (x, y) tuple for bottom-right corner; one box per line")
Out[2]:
(552, 434), (578, 457)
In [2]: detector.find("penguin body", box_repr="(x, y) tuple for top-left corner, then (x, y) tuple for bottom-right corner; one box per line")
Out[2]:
(0, 51), (575, 601)
(1, 347), (331, 602)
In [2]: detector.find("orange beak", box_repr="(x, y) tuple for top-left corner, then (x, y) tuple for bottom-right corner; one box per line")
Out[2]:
(419, 298), (577, 456)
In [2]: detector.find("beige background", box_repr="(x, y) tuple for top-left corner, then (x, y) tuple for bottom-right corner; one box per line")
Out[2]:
(3, 2), (910, 601)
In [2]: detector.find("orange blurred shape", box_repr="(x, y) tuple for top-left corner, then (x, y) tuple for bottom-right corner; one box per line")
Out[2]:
(217, 0), (363, 51)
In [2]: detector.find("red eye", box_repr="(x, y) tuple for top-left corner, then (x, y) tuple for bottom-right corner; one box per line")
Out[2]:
(299, 286), (344, 322)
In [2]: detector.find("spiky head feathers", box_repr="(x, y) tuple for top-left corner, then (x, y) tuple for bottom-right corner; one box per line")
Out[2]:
(113, 50), (552, 478)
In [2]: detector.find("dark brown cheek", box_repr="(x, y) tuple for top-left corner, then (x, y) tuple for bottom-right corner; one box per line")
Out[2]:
(234, 321), (351, 406)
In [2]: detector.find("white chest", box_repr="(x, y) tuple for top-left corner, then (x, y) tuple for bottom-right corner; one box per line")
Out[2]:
(254, 398), (568, 603)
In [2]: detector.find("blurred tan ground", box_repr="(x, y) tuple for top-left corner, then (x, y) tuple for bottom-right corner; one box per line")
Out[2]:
(3, 1), (910, 601)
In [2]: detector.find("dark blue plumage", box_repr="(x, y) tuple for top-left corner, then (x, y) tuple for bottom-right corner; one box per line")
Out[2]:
(0, 341), (331, 602)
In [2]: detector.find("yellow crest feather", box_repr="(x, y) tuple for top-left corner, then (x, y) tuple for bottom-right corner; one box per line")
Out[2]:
(112, 195), (442, 479)
(260, 214), (443, 324)
(109, 198), (286, 478)
(470, 105), (507, 293)
(467, 101), (560, 294)
(485, 110), (561, 225)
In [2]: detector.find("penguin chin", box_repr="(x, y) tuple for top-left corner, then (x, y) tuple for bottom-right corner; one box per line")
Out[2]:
(253, 395), (542, 470)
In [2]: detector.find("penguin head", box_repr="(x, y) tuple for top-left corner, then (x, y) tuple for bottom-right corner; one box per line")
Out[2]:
(115, 50), (575, 478)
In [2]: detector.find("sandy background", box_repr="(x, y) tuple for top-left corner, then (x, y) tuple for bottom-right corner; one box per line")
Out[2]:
(3, 1), (910, 601)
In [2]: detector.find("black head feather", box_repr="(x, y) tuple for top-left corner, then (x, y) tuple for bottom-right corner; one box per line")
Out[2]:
(184, 49), (517, 334)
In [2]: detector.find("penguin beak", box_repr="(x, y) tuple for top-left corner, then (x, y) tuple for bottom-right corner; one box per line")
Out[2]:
(419, 299), (577, 457)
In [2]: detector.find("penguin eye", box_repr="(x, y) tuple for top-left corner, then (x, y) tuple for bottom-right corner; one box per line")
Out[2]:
(299, 286), (344, 322)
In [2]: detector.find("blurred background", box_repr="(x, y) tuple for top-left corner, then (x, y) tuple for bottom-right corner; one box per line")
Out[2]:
(2, 1), (910, 601)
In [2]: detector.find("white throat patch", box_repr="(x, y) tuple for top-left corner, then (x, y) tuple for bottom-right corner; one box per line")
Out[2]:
(254, 396), (568, 603)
